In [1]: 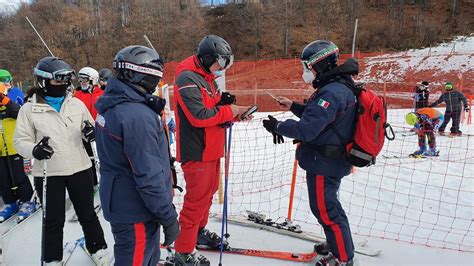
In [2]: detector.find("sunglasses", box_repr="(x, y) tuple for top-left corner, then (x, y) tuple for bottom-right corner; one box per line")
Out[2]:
(0, 76), (12, 83)
(217, 54), (234, 70)
(34, 68), (76, 82)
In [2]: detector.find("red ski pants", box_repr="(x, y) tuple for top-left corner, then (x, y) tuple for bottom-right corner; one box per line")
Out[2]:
(174, 160), (220, 253)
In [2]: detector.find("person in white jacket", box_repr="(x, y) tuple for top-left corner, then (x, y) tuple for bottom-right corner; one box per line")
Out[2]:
(13, 57), (109, 266)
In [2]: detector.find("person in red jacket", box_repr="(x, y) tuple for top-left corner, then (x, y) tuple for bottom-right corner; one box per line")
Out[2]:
(74, 67), (103, 188)
(173, 35), (250, 265)
(74, 67), (103, 119)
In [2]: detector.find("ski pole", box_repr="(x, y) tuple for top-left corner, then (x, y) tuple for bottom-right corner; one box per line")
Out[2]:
(84, 121), (101, 181)
(0, 123), (18, 193)
(40, 136), (50, 265)
(25, 16), (55, 57)
(219, 125), (232, 266)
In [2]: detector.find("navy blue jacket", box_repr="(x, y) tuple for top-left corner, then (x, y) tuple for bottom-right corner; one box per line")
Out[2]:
(276, 59), (358, 177)
(429, 90), (468, 112)
(94, 77), (177, 224)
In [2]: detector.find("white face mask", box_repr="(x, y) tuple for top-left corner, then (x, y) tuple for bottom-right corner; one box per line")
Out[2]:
(81, 83), (92, 92)
(302, 70), (315, 84)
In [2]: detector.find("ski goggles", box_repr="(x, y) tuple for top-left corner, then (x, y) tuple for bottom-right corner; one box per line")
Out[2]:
(217, 54), (234, 70)
(0, 76), (12, 83)
(78, 76), (91, 83)
(445, 84), (453, 90)
(34, 68), (76, 82)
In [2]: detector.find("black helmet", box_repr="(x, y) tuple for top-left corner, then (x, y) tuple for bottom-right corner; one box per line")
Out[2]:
(113, 45), (164, 93)
(300, 40), (339, 76)
(98, 68), (113, 82)
(34, 57), (75, 88)
(196, 35), (234, 72)
(421, 81), (429, 86)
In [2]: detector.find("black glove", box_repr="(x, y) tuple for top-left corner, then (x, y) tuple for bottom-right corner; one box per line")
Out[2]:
(161, 218), (180, 246)
(32, 137), (54, 160)
(217, 92), (236, 106)
(465, 107), (470, 112)
(219, 121), (234, 128)
(82, 121), (95, 143)
(263, 115), (284, 144)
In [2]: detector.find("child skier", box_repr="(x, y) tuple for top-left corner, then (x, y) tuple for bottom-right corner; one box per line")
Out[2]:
(414, 81), (430, 110)
(14, 57), (109, 265)
(429, 81), (469, 136)
(0, 78), (36, 222)
(405, 107), (444, 157)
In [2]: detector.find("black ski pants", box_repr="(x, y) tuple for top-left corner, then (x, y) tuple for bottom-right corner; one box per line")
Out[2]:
(439, 110), (461, 133)
(306, 173), (354, 262)
(0, 154), (33, 204)
(34, 167), (106, 262)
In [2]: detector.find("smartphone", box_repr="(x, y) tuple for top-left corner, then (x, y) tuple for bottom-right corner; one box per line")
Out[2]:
(241, 105), (258, 119)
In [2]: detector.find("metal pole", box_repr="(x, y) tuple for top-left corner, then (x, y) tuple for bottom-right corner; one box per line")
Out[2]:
(351, 18), (359, 57)
(25, 16), (55, 57)
(143, 35), (157, 52)
(40, 136), (50, 265)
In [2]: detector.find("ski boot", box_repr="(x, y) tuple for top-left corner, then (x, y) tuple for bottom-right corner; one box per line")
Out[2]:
(315, 253), (353, 266)
(197, 228), (229, 250)
(409, 146), (426, 158)
(0, 202), (19, 222)
(449, 131), (462, 137)
(172, 251), (211, 266)
(17, 201), (38, 223)
(314, 241), (330, 255)
(423, 148), (439, 157)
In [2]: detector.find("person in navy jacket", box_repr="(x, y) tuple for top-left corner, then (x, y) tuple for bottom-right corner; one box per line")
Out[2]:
(263, 40), (357, 266)
(94, 46), (179, 266)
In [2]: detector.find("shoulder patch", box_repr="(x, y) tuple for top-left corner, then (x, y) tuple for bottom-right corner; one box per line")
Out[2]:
(96, 114), (105, 127)
(317, 98), (330, 109)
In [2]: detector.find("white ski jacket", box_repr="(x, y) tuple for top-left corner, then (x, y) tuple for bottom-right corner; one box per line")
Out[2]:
(14, 93), (93, 177)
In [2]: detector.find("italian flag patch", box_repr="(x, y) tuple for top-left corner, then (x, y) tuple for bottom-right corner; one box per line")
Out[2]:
(318, 98), (330, 109)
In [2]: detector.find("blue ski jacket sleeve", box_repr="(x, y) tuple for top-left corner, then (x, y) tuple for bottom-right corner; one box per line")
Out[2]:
(122, 116), (177, 224)
(275, 82), (357, 177)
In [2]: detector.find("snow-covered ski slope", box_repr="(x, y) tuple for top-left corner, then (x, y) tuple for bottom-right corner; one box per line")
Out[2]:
(4, 108), (472, 265)
(358, 35), (474, 86)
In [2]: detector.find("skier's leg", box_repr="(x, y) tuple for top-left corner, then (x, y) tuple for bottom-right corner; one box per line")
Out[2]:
(34, 175), (66, 262)
(66, 168), (106, 254)
(199, 159), (220, 229)
(439, 111), (451, 132)
(0, 156), (17, 204)
(111, 220), (160, 266)
(450, 110), (461, 133)
(306, 173), (354, 262)
(10, 154), (34, 203)
(175, 160), (219, 253)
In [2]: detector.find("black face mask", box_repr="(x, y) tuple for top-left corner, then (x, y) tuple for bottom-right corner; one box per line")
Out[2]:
(44, 82), (69, 97)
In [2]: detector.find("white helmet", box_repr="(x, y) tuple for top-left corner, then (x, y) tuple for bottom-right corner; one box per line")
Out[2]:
(78, 67), (99, 86)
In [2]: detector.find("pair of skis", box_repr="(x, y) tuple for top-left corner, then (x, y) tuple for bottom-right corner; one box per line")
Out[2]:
(212, 211), (382, 257)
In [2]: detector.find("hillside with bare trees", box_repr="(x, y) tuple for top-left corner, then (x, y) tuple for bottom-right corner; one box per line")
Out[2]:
(1, 0), (473, 84)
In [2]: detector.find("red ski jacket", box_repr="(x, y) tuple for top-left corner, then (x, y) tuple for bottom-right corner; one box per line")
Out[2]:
(74, 85), (103, 119)
(173, 56), (234, 162)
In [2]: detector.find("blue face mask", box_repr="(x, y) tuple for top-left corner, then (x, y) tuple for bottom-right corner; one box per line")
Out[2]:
(44, 96), (65, 112)
(213, 70), (225, 77)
